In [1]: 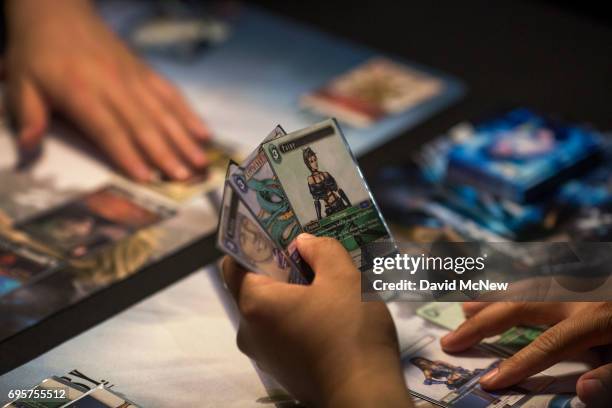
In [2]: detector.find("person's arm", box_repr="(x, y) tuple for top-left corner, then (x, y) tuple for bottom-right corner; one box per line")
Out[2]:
(222, 234), (413, 407)
(4, 0), (210, 181)
(441, 302), (612, 406)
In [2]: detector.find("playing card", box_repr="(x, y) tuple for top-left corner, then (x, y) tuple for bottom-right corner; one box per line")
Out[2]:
(417, 302), (543, 358)
(16, 186), (173, 259)
(2, 377), (85, 408)
(0, 238), (60, 298)
(446, 109), (602, 202)
(399, 315), (553, 407)
(261, 119), (394, 270)
(479, 326), (543, 357)
(228, 139), (313, 281)
(417, 302), (464, 331)
(301, 57), (443, 128)
(58, 385), (138, 408)
(144, 139), (238, 202)
(217, 163), (305, 283)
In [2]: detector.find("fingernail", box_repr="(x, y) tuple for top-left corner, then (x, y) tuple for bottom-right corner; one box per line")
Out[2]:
(441, 333), (455, 348)
(580, 378), (604, 400)
(136, 168), (154, 182)
(174, 165), (192, 180)
(297, 233), (316, 241)
(191, 120), (210, 138)
(480, 368), (499, 385)
(149, 171), (162, 182)
(192, 151), (208, 167)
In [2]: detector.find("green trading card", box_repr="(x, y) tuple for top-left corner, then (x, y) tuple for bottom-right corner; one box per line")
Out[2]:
(262, 119), (392, 268)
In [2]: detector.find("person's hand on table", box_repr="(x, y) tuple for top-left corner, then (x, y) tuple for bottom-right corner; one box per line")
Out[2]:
(222, 234), (414, 408)
(3, 0), (211, 182)
(441, 302), (612, 407)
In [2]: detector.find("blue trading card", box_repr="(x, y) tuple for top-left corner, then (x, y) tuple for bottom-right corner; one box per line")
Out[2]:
(557, 139), (612, 209)
(375, 163), (551, 240)
(446, 109), (602, 202)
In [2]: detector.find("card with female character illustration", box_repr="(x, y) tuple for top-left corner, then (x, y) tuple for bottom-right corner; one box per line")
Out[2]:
(261, 119), (393, 269)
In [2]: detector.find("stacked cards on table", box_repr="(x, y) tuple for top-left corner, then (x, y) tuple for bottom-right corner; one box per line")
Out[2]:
(375, 108), (608, 243)
(2, 372), (141, 408)
(217, 119), (394, 283)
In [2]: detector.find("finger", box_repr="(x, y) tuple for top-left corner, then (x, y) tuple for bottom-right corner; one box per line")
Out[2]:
(132, 79), (208, 168)
(480, 310), (612, 390)
(103, 85), (193, 180)
(145, 70), (210, 140)
(294, 233), (355, 283)
(10, 78), (48, 151)
(221, 256), (281, 319)
(441, 302), (565, 352)
(222, 256), (248, 300)
(462, 302), (492, 318)
(577, 363), (612, 408)
(58, 93), (153, 182)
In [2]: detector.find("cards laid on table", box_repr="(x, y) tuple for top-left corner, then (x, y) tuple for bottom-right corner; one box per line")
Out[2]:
(301, 58), (444, 128)
(399, 313), (554, 408)
(217, 119), (394, 282)
(3, 373), (140, 408)
(15, 186), (173, 259)
(417, 302), (544, 357)
(0, 238), (60, 298)
(446, 109), (602, 203)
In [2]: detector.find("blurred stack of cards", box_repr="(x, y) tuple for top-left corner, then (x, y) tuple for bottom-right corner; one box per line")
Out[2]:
(3, 372), (141, 408)
(375, 108), (608, 243)
(217, 119), (394, 283)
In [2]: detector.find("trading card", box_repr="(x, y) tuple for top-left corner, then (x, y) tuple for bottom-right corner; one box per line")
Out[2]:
(446, 109), (602, 202)
(557, 140), (612, 209)
(144, 139), (238, 202)
(261, 119), (393, 269)
(519, 394), (582, 408)
(417, 302), (543, 358)
(301, 57), (443, 128)
(3, 377), (85, 408)
(129, 13), (230, 61)
(417, 302), (464, 331)
(480, 326), (543, 357)
(238, 124), (288, 171)
(218, 164), (305, 284)
(565, 208), (612, 241)
(58, 385), (136, 408)
(228, 141), (313, 281)
(400, 315), (552, 407)
(17, 186), (172, 259)
(0, 239), (59, 298)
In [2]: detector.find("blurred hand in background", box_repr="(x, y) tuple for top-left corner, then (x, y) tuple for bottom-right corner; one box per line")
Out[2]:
(3, 0), (211, 181)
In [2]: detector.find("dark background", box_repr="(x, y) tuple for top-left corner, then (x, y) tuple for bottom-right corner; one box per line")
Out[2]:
(0, 0), (611, 375)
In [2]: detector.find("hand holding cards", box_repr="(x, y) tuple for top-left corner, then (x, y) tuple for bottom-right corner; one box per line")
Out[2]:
(217, 119), (394, 282)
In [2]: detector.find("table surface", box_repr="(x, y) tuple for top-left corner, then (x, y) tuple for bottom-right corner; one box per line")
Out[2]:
(1, 0), (611, 375)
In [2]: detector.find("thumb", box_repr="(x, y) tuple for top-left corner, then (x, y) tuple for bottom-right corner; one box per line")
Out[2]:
(294, 233), (355, 282)
(577, 363), (612, 408)
(10, 78), (48, 151)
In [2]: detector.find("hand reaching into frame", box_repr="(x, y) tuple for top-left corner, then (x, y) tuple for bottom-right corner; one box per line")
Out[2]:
(3, 0), (211, 182)
(441, 302), (612, 407)
(222, 234), (414, 408)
